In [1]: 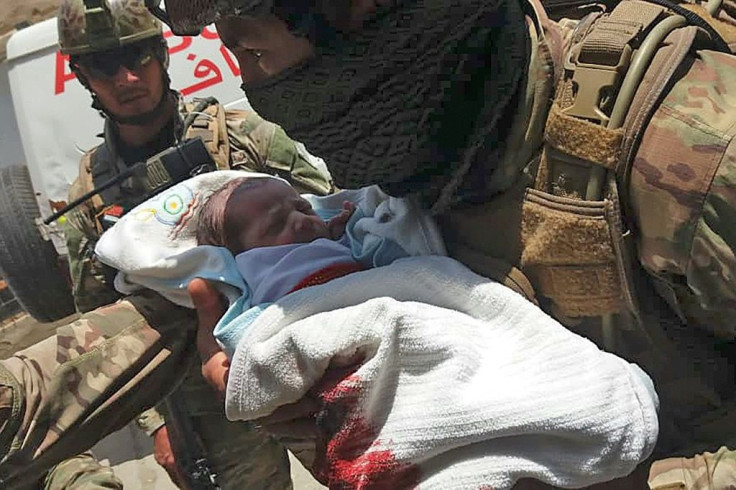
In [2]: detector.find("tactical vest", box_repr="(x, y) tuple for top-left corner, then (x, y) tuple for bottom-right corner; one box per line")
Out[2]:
(70, 98), (231, 239)
(443, 0), (736, 333)
(535, 0), (733, 321)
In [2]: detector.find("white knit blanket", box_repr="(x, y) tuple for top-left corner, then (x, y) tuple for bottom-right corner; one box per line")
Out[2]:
(227, 256), (659, 489)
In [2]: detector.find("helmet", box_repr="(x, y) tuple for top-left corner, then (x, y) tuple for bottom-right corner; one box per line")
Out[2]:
(59, 0), (163, 55)
(59, 0), (173, 126)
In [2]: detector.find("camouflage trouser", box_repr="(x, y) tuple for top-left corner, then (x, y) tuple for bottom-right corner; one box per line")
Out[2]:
(0, 291), (290, 489)
(648, 447), (736, 490)
(193, 414), (292, 490)
(42, 452), (123, 490)
(10, 451), (123, 490)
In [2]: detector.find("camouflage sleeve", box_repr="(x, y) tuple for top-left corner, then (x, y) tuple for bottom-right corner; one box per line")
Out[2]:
(135, 406), (166, 437)
(629, 49), (736, 340)
(65, 171), (165, 437)
(648, 446), (736, 489)
(681, 142), (736, 339)
(225, 109), (334, 196)
(64, 176), (122, 313)
(0, 291), (196, 488)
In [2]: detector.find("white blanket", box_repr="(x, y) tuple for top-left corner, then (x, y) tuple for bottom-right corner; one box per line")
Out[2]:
(227, 256), (659, 489)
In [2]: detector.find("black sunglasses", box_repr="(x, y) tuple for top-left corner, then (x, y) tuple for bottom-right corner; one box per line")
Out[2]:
(75, 44), (156, 79)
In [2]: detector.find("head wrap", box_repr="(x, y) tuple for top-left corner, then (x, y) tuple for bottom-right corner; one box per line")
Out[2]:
(243, 0), (528, 207)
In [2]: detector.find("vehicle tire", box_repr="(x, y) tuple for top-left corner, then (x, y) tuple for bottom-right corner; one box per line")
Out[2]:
(0, 164), (76, 323)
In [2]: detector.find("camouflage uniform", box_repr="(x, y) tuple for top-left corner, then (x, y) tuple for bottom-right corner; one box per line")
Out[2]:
(154, 0), (736, 484)
(41, 452), (123, 490)
(648, 447), (736, 490)
(1, 0), (736, 488)
(0, 310), (123, 490)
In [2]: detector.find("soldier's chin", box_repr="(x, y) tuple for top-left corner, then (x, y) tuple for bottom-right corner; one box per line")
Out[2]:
(115, 99), (159, 117)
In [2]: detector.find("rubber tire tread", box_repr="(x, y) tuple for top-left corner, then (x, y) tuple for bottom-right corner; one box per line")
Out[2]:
(0, 164), (76, 323)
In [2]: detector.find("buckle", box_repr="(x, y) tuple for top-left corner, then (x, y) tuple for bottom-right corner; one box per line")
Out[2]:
(563, 43), (633, 125)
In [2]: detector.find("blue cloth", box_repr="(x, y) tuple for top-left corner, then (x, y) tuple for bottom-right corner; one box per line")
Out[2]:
(213, 196), (411, 357)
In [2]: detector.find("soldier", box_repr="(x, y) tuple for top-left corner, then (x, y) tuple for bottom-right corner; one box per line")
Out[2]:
(0, 0), (734, 488)
(0, 0), (331, 488)
(154, 0), (736, 487)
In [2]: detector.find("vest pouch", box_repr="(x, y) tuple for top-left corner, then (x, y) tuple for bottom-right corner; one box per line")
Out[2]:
(520, 185), (636, 319)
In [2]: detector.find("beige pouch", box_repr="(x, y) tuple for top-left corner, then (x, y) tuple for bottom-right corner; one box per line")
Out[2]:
(519, 183), (637, 318)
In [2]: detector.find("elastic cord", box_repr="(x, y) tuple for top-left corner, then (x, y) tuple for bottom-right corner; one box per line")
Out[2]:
(646, 0), (730, 52)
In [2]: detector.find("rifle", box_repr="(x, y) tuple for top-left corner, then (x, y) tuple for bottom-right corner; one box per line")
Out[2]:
(44, 136), (215, 225)
(164, 390), (220, 490)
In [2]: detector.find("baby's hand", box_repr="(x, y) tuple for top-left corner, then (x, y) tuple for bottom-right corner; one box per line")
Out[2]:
(327, 201), (356, 240)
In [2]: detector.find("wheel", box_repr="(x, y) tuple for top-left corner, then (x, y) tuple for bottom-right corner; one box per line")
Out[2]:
(0, 277), (22, 322)
(0, 164), (76, 322)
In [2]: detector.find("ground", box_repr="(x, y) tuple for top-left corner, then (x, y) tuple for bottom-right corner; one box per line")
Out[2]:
(0, 0), (59, 60)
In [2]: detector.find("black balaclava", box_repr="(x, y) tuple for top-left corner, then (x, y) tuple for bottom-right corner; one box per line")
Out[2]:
(244, 0), (529, 208)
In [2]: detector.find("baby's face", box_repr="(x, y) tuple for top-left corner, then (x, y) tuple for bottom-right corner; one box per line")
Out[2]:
(226, 179), (330, 252)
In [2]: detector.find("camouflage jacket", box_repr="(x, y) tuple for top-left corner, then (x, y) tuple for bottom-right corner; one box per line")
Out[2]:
(63, 96), (332, 432)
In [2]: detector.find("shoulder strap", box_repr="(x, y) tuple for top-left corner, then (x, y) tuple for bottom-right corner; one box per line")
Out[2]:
(67, 150), (106, 238)
(541, 0), (682, 199)
(81, 150), (108, 212)
(452, 244), (538, 303)
(184, 100), (231, 170)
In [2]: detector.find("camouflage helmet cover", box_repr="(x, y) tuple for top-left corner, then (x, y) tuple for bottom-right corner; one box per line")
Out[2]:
(145, 0), (273, 36)
(59, 0), (164, 55)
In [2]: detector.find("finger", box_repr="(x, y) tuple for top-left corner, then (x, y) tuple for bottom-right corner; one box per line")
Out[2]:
(188, 278), (226, 332)
(201, 351), (230, 395)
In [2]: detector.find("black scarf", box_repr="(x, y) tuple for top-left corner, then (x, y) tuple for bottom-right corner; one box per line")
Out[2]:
(244, 0), (529, 206)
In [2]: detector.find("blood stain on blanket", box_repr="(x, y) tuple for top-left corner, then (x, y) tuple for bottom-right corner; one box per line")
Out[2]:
(311, 367), (420, 489)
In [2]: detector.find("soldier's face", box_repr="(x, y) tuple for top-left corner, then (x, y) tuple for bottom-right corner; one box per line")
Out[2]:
(79, 53), (165, 119)
(215, 15), (314, 84)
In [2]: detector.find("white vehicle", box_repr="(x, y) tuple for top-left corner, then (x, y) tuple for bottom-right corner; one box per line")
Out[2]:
(0, 18), (248, 322)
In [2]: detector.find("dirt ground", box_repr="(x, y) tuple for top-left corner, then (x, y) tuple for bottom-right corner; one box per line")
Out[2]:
(0, 0), (58, 36)
(0, 0), (59, 60)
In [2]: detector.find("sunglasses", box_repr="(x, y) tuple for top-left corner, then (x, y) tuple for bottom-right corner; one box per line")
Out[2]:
(76, 45), (156, 79)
